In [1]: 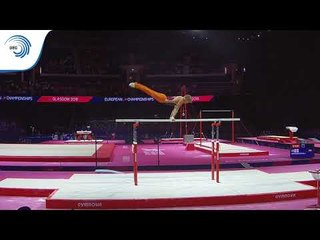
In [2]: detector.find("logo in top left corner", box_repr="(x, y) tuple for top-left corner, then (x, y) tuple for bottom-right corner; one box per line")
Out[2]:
(4, 35), (31, 58)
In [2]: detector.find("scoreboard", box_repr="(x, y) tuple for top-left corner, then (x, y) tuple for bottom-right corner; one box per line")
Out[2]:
(290, 143), (315, 159)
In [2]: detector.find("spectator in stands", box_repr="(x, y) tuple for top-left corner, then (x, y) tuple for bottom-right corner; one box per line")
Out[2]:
(129, 82), (192, 121)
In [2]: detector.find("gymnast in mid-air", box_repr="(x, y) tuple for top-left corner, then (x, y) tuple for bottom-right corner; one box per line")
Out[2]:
(129, 82), (192, 121)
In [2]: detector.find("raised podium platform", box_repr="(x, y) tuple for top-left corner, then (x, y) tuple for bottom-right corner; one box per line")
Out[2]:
(65, 139), (104, 143)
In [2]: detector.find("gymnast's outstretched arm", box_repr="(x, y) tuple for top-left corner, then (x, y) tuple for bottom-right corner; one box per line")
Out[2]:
(169, 99), (184, 120)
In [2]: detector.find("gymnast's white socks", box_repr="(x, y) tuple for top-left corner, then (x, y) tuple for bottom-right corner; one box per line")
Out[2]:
(129, 82), (136, 88)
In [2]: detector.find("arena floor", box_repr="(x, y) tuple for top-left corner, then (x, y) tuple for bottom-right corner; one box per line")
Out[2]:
(0, 139), (319, 210)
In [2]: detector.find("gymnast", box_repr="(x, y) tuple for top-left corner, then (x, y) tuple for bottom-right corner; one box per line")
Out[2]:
(129, 82), (192, 121)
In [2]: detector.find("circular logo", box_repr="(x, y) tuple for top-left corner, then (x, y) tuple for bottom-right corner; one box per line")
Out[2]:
(5, 35), (31, 58)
